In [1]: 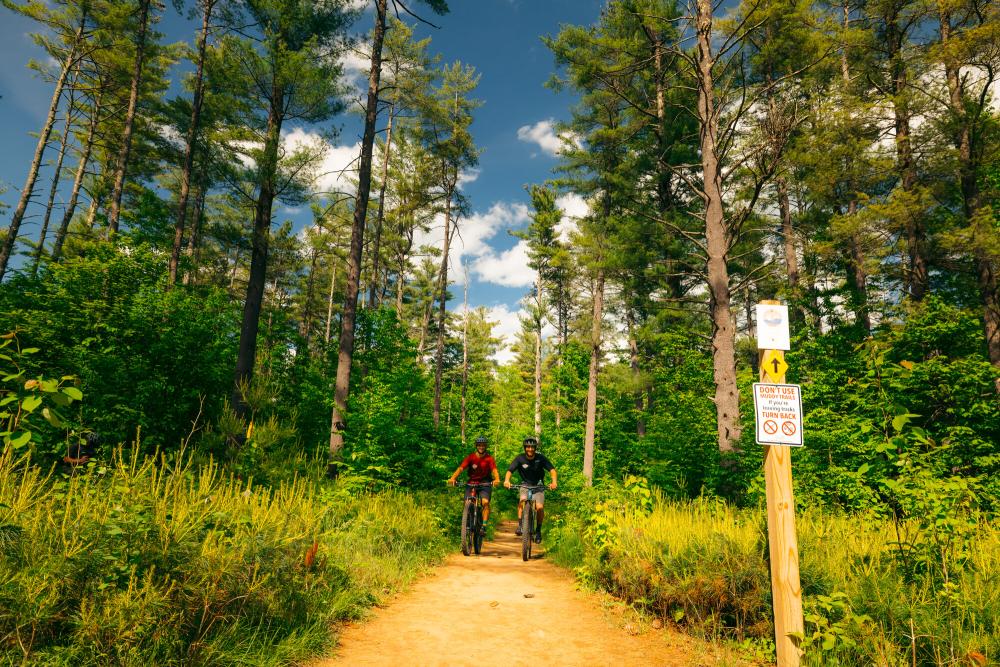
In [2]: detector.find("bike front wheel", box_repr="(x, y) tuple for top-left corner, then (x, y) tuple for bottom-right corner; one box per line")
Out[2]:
(520, 505), (532, 561)
(473, 503), (484, 555)
(461, 499), (474, 556)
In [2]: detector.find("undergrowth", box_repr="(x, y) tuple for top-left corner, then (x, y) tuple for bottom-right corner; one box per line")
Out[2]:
(0, 446), (448, 665)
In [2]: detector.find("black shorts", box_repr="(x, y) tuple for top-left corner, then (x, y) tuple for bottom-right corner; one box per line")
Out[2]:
(464, 484), (492, 501)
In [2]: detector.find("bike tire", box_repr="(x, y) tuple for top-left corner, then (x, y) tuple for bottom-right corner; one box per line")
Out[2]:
(521, 504), (532, 561)
(461, 499), (473, 557)
(473, 502), (484, 555)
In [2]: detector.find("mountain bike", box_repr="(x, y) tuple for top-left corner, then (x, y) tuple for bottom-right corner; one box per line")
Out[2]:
(513, 484), (546, 561)
(460, 482), (492, 556)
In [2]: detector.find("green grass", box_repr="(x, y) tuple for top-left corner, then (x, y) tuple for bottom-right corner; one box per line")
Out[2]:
(0, 446), (448, 665)
(548, 487), (998, 666)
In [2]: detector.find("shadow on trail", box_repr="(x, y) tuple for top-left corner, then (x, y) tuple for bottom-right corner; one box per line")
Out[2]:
(471, 519), (546, 562)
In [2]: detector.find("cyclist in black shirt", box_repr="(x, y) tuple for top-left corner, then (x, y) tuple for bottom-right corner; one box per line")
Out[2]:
(503, 437), (557, 543)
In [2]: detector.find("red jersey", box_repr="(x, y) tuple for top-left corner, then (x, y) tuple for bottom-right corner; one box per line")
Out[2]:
(458, 452), (496, 483)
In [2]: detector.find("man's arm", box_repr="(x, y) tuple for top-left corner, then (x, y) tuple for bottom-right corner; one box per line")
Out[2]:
(447, 456), (470, 485)
(548, 467), (557, 490)
(504, 456), (519, 488)
(491, 460), (500, 486)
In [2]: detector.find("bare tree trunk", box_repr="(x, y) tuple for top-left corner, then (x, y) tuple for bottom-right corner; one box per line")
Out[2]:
(433, 192), (453, 429)
(628, 312), (645, 438)
(582, 269), (605, 486)
(697, 0), (741, 455)
(85, 193), (100, 231)
(302, 243), (319, 354)
(534, 273), (543, 439)
(368, 105), (394, 308)
(182, 183), (206, 286)
(107, 0), (152, 235)
(53, 86), (102, 262)
(231, 83), (284, 423)
(0, 16), (84, 280)
(325, 259), (337, 345)
(417, 297), (431, 356)
(33, 89), (76, 276)
(461, 264), (469, 446)
(169, 0), (214, 287)
(778, 178), (798, 290)
(329, 0), (387, 459)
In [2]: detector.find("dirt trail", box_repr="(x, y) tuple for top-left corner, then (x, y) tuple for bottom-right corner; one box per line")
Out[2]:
(314, 521), (739, 667)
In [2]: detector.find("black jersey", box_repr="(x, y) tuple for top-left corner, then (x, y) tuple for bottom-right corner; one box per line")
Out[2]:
(507, 453), (554, 485)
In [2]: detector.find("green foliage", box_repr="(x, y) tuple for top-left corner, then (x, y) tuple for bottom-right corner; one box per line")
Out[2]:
(0, 445), (447, 664)
(0, 333), (83, 452)
(0, 243), (239, 456)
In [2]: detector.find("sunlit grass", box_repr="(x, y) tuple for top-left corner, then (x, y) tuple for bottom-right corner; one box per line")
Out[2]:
(0, 446), (448, 664)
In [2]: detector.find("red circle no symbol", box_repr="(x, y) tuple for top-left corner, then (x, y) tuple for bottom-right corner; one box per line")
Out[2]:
(763, 420), (778, 435)
(781, 421), (796, 436)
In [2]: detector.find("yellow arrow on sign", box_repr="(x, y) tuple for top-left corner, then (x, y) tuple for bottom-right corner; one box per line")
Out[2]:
(762, 349), (788, 380)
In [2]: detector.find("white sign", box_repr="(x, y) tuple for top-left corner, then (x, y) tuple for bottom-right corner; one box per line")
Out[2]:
(756, 304), (790, 350)
(753, 383), (803, 446)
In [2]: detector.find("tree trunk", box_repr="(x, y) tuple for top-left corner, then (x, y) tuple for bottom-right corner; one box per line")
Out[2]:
(107, 0), (152, 235)
(778, 177), (799, 291)
(534, 273), (543, 438)
(887, 16), (927, 301)
(329, 0), (387, 459)
(0, 16), (84, 280)
(432, 192), (453, 429)
(53, 86), (102, 262)
(302, 243), (319, 354)
(628, 313), (645, 438)
(368, 105), (395, 308)
(169, 0), (214, 287)
(697, 0), (741, 455)
(461, 266), (469, 445)
(182, 183), (206, 286)
(33, 89), (76, 276)
(582, 268), (605, 487)
(231, 83), (284, 423)
(325, 258), (338, 345)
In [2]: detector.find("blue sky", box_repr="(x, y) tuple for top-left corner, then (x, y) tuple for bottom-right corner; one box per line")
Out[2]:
(0, 0), (604, 357)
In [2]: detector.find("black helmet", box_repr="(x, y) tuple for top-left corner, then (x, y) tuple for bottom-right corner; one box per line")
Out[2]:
(522, 437), (538, 449)
(474, 436), (488, 446)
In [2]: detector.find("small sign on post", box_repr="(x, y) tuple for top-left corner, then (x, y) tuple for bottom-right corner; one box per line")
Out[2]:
(753, 383), (803, 447)
(756, 300), (804, 667)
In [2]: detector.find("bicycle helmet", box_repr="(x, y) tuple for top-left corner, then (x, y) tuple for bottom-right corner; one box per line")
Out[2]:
(474, 436), (488, 447)
(522, 437), (538, 450)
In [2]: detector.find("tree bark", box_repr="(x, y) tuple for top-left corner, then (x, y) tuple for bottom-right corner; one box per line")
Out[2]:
(325, 258), (337, 345)
(582, 269), (605, 487)
(169, 0), (214, 287)
(53, 86), (101, 262)
(368, 105), (395, 308)
(461, 266), (469, 445)
(107, 0), (152, 235)
(0, 16), (84, 280)
(628, 312), (645, 438)
(231, 83), (284, 422)
(432, 193), (453, 429)
(534, 272), (543, 438)
(182, 183), (206, 286)
(329, 0), (387, 459)
(697, 0), (741, 455)
(33, 89), (76, 276)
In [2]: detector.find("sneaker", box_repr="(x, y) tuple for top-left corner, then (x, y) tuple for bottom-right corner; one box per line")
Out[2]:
(533, 531), (542, 544)
(479, 526), (486, 537)
(515, 526), (522, 536)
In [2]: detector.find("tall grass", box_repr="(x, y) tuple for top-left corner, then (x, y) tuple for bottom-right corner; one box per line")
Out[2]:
(0, 446), (447, 665)
(549, 485), (998, 666)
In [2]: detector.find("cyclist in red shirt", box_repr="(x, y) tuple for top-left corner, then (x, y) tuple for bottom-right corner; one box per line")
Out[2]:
(447, 436), (500, 530)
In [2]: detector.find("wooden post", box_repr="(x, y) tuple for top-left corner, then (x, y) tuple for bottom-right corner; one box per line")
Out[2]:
(759, 299), (804, 666)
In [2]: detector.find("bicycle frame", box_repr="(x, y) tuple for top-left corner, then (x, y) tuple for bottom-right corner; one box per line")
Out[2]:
(460, 482), (492, 556)
(513, 484), (545, 561)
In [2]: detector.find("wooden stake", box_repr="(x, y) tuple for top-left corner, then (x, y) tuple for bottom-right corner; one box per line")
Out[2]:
(759, 299), (804, 666)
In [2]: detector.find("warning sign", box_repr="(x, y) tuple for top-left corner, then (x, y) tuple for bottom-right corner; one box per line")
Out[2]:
(753, 383), (803, 446)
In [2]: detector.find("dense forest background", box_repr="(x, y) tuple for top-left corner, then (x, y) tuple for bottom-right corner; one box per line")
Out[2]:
(0, 0), (998, 663)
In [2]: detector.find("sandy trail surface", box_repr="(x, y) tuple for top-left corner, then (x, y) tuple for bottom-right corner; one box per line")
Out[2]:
(313, 520), (721, 667)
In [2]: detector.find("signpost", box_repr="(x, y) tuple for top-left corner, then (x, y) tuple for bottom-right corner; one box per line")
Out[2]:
(756, 300), (804, 666)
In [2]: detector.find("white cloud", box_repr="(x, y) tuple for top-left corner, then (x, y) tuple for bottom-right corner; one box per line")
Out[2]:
(484, 304), (524, 364)
(473, 240), (533, 288)
(282, 127), (360, 195)
(516, 118), (579, 157)
(458, 168), (480, 188)
(555, 192), (588, 242)
(413, 200), (530, 286)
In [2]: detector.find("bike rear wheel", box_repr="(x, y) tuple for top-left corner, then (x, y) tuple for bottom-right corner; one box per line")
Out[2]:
(520, 504), (532, 561)
(473, 502), (484, 554)
(461, 499), (474, 556)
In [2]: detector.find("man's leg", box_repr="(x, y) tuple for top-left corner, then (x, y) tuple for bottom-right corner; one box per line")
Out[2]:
(516, 498), (526, 535)
(481, 498), (490, 524)
(534, 493), (545, 542)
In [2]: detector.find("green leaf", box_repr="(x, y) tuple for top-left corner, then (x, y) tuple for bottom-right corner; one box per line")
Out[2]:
(62, 387), (83, 401)
(7, 431), (31, 448)
(856, 463), (870, 475)
(41, 408), (62, 427)
(48, 393), (70, 407)
(20, 348), (39, 355)
(21, 395), (42, 413)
